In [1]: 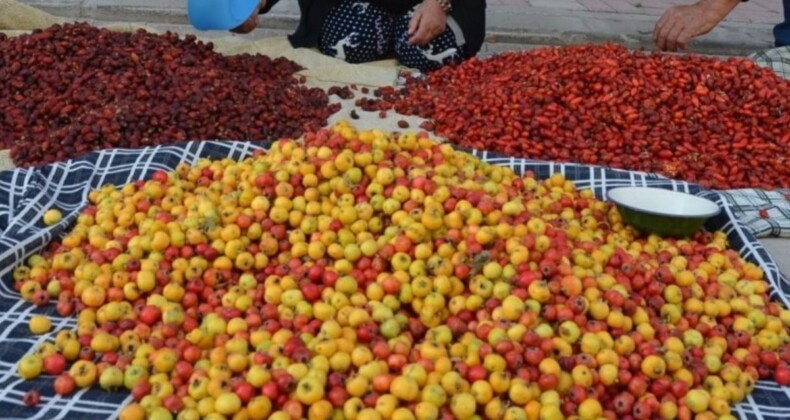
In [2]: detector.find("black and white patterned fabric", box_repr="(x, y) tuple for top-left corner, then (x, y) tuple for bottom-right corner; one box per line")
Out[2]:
(717, 189), (790, 238)
(0, 140), (788, 419)
(318, 0), (462, 72)
(725, 47), (790, 238)
(751, 46), (790, 80)
(319, 1), (395, 63)
(393, 6), (463, 72)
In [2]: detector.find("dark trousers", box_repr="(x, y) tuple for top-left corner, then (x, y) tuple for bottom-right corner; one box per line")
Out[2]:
(775, 0), (790, 46)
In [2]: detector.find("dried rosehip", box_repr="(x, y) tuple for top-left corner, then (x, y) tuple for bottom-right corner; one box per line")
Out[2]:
(365, 44), (790, 189)
(0, 23), (340, 167)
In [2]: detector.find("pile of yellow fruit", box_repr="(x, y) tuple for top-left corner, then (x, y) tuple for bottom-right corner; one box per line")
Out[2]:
(11, 122), (790, 420)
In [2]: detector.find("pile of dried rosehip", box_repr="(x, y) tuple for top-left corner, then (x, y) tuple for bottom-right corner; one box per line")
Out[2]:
(362, 44), (790, 190)
(0, 23), (339, 167)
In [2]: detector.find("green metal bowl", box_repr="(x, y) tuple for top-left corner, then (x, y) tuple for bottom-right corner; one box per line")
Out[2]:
(607, 187), (721, 238)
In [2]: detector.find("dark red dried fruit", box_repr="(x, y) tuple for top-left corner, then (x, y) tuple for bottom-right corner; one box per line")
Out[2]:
(23, 390), (40, 407)
(419, 121), (435, 131)
(329, 86), (354, 99)
(364, 44), (790, 189)
(0, 23), (340, 167)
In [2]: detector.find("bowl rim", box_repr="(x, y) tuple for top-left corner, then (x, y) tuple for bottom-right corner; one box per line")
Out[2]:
(607, 187), (721, 219)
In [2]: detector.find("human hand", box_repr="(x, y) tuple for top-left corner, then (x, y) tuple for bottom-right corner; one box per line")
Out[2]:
(408, 0), (448, 46)
(653, 0), (740, 51)
(231, 0), (266, 34)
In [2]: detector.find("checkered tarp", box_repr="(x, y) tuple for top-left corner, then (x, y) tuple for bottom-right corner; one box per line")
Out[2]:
(744, 47), (790, 238)
(0, 141), (788, 419)
(718, 189), (790, 238)
(752, 46), (790, 81)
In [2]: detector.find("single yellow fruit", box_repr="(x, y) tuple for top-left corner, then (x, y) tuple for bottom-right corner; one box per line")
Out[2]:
(29, 315), (52, 335)
(42, 209), (62, 226)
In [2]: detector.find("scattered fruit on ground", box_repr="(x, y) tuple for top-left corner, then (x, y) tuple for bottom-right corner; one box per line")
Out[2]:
(0, 23), (340, 167)
(11, 122), (790, 418)
(23, 390), (40, 407)
(361, 45), (790, 189)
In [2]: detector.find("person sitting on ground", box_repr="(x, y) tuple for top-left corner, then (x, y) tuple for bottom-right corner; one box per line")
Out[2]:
(188, 0), (486, 73)
(654, 0), (790, 51)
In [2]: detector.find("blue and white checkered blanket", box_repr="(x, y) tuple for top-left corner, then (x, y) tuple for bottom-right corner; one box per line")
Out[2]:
(0, 141), (787, 419)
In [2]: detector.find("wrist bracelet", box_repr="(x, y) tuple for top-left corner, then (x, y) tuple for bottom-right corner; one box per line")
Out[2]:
(435, 0), (452, 13)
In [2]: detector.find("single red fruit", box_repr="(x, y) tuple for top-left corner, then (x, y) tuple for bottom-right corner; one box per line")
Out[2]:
(23, 390), (40, 407)
(775, 367), (790, 386)
(53, 374), (76, 396)
(43, 353), (67, 375)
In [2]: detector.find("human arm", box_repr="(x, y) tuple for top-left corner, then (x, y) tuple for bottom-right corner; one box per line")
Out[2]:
(653, 0), (745, 51)
(231, 0), (276, 34)
(408, 0), (454, 46)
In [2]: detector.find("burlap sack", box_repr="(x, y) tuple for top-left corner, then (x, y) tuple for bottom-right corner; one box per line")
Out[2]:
(0, 0), (160, 34)
(0, 0), (63, 30)
(212, 36), (399, 88)
(102, 22), (162, 34)
(0, 150), (13, 172)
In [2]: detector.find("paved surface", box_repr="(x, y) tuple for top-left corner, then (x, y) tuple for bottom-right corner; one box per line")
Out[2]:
(17, 0), (786, 55)
(494, 0), (783, 24)
(763, 239), (790, 277)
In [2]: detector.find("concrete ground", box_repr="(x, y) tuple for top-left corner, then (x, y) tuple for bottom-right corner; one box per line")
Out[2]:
(10, 0), (790, 272)
(17, 0), (785, 56)
(762, 239), (790, 278)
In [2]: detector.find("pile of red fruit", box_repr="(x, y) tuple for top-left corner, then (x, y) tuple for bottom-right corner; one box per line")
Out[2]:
(11, 122), (790, 420)
(0, 23), (339, 167)
(361, 45), (790, 190)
